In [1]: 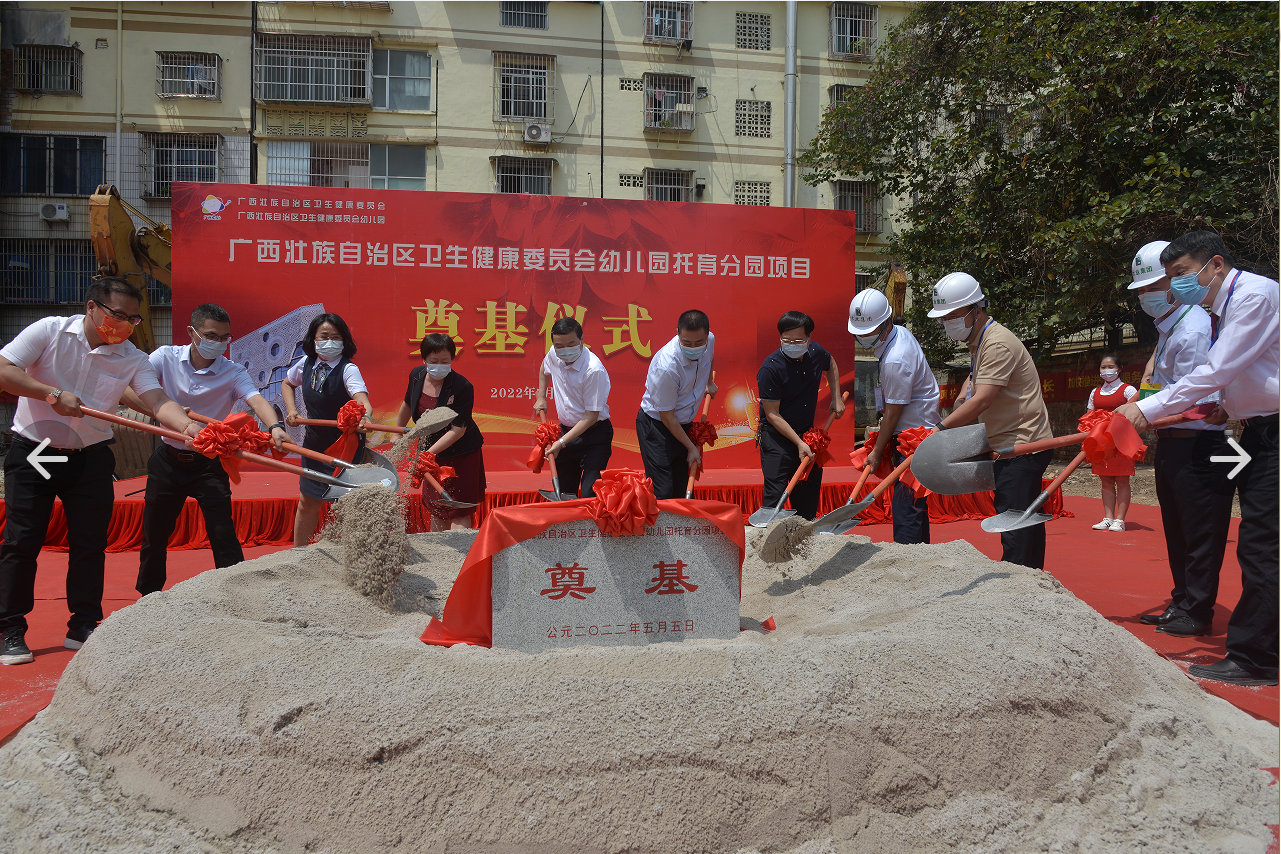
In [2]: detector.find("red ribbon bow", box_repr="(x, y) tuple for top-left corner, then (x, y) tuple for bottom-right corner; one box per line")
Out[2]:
(588, 468), (660, 537)
(324, 399), (366, 463)
(191, 412), (266, 484)
(410, 450), (457, 490)
(848, 431), (894, 479)
(685, 421), (719, 480)
(1079, 410), (1147, 464)
(895, 425), (933, 457)
(526, 422), (562, 474)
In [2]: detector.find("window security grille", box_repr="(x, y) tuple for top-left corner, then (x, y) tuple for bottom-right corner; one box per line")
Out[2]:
(0, 238), (97, 303)
(834, 180), (883, 233)
(644, 2), (692, 46)
(493, 53), (555, 122)
(736, 13), (770, 50)
(0, 134), (105, 195)
(255, 34), (371, 104)
(619, 78), (644, 92)
(734, 181), (770, 206)
(829, 84), (855, 107)
(735, 100), (771, 138)
(643, 73), (694, 133)
(140, 134), (221, 198)
(619, 174), (644, 188)
(495, 157), (552, 195)
(831, 3), (878, 59)
(373, 49), (431, 111)
(156, 52), (221, 99)
(644, 169), (692, 203)
(11, 45), (83, 95)
(370, 144), (427, 190)
(500, 2), (549, 29)
(854, 271), (873, 293)
(266, 140), (371, 187)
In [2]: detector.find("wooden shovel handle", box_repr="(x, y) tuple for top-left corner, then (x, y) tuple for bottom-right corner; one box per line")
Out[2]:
(187, 411), (341, 467)
(294, 416), (406, 435)
(845, 464), (874, 503)
(866, 454), (914, 502)
(995, 406), (1207, 458)
(1042, 449), (1088, 496)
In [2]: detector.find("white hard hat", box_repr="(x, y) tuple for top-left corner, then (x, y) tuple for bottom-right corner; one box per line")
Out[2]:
(927, 272), (985, 318)
(847, 289), (892, 334)
(1128, 240), (1171, 289)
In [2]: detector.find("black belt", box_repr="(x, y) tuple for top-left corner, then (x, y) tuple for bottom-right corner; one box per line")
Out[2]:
(1156, 427), (1202, 439)
(12, 434), (94, 454)
(165, 443), (205, 463)
(1241, 413), (1279, 427)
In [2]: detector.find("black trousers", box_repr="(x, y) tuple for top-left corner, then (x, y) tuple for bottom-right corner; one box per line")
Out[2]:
(1153, 431), (1234, 624)
(556, 419), (613, 499)
(891, 443), (930, 544)
(991, 449), (1052, 570)
(759, 427), (825, 521)
(0, 437), (115, 632)
(137, 444), (244, 596)
(1227, 419), (1279, 677)
(635, 411), (694, 500)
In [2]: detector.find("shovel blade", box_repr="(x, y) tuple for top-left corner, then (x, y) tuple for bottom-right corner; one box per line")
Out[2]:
(815, 518), (860, 536)
(320, 448), (402, 500)
(813, 502), (862, 530)
(981, 509), (1052, 534)
(749, 507), (796, 528)
(910, 425), (996, 495)
(538, 489), (573, 503)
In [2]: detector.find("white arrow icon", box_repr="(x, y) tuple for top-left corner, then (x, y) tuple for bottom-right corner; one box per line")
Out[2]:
(1210, 437), (1252, 480)
(26, 437), (67, 480)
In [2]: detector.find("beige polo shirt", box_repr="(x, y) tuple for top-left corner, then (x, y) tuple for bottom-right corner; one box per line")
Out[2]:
(971, 321), (1053, 449)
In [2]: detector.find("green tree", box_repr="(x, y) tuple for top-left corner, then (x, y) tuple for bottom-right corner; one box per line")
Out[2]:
(802, 1), (1278, 364)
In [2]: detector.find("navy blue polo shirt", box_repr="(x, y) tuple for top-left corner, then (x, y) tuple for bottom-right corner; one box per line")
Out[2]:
(757, 342), (832, 435)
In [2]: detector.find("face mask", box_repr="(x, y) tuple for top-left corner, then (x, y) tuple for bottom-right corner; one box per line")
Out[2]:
(191, 330), (228, 359)
(941, 316), (974, 342)
(1139, 292), (1172, 318)
(555, 345), (582, 364)
(93, 305), (134, 345)
(854, 330), (882, 351)
(780, 341), (808, 358)
(424, 363), (452, 380)
(1100, 368), (1119, 382)
(1169, 260), (1212, 306)
(314, 340), (344, 360)
(680, 344), (707, 360)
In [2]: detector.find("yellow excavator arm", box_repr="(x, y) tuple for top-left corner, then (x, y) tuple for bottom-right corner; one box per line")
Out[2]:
(89, 184), (172, 352)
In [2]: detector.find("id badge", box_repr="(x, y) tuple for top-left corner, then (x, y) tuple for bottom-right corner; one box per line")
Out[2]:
(874, 385), (884, 412)
(1139, 382), (1161, 400)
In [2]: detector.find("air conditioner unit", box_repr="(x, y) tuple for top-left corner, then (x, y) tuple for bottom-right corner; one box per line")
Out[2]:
(39, 202), (69, 222)
(523, 122), (552, 145)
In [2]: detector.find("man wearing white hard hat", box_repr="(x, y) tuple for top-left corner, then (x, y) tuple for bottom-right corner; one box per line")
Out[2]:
(848, 289), (939, 543)
(1128, 240), (1233, 640)
(929, 272), (1054, 569)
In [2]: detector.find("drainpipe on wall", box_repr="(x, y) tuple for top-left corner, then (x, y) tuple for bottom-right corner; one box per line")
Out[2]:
(114, 2), (122, 186)
(783, 0), (798, 207)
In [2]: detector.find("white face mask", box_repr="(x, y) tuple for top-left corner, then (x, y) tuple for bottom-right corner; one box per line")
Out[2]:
(854, 330), (882, 350)
(314, 340), (344, 360)
(942, 316), (974, 341)
(1100, 368), (1119, 382)
(555, 344), (582, 364)
(191, 329), (227, 359)
(424, 363), (452, 380)
(1139, 292), (1171, 318)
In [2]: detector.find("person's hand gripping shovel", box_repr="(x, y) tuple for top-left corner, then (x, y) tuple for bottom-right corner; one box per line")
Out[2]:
(683, 376), (716, 499)
(748, 392), (847, 528)
(534, 411), (573, 502)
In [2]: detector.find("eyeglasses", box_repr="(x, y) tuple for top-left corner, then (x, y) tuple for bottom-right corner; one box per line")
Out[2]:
(780, 337), (808, 346)
(191, 327), (233, 343)
(92, 301), (143, 326)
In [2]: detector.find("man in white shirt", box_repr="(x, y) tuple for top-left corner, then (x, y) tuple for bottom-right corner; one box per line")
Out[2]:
(0, 278), (201, 665)
(637, 310), (717, 500)
(848, 290), (940, 544)
(1117, 231), (1279, 686)
(534, 317), (612, 498)
(1125, 240), (1234, 640)
(126, 304), (287, 597)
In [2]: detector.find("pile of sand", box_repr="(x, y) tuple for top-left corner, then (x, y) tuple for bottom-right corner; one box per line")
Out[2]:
(2, 532), (1276, 853)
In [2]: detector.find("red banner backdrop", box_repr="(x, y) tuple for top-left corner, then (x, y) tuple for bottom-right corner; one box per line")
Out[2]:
(939, 364), (1147, 410)
(171, 184), (859, 471)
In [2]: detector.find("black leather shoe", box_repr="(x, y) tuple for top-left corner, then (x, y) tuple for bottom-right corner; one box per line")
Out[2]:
(65, 623), (97, 650)
(1139, 606), (1176, 626)
(1156, 616), (1211, 637)
(1, 627), (33, 665)
(1188, 657), (1279, 686)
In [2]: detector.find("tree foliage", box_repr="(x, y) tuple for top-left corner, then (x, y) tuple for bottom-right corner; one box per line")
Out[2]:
(801, 2), (1278, 364)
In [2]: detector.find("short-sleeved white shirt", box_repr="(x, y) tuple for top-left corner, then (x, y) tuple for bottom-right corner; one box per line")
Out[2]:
(150, 345), (264, 448)
(875, 325), (940, 431)
(285, 354), (367, 396)
(1, 314), (163, 447)
(542, 346), (611, 424)
(640, 333), (715, 423)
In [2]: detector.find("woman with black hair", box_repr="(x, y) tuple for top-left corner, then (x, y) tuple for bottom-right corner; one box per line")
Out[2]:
(395, 333), (486, 530)
(282, 312), (372, 546)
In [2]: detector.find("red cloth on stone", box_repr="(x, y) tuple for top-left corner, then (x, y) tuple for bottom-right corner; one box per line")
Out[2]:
(324, 399), (366, 464)
(527, 422), (561, 474)
(588, 468), (660, 537)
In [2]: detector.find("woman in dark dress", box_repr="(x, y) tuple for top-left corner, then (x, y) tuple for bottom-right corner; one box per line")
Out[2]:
(395, 333), (486, 531)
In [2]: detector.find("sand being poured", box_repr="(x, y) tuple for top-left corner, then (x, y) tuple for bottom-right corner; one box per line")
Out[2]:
(3, 531), (1276, 853)
(381, 406), (458, 467)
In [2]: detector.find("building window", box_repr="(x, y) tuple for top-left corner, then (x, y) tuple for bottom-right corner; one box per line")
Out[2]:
(140, 134), (221, 198)
(255, 34), (371, 104)
(500, 2), (548, 29)
(829, 84), (856, 108)
(619, 77), (644, 92)
(0, 239), (97, 304)
(854, 271), (873, 293)
(266, 140), (370, 187)
(735, 100), (771, 138)
(373, 49), (431, 111)
(371, 144), (427, 190)
(645, 2), (692, 46)
(734, 181), (770, 206)
(643, 73), (694, 133)
(493, 53), (555, 122)
(834, 180), (883, 233)
(155, 52), (221, 100)
(495, 157), (552, 195)
(644, 168), (692, 203)
(11, 45), (83, 95)
(619, 174), (643, 188)
(0, 135), (105, 196)
(736, 13), (770, 50)
(831, 3), (878, 59)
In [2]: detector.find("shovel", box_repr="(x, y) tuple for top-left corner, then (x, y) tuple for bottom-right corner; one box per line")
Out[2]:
(684, 383), (714, 499)
(748, 393), (846, 528)
(536, 411), (573, 502)
(765, 454), (912, 553)
(981, 449), (1087, 533)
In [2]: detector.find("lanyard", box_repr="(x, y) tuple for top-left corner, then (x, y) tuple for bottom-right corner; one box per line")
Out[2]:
(1153, 306), (1193, 367)
(874, 327), (898, 370)
(966, 320), (994, 401)
(1211, 270), (1242, 345)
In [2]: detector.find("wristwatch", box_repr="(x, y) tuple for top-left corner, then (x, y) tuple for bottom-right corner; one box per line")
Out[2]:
(45, 388), (62, 406)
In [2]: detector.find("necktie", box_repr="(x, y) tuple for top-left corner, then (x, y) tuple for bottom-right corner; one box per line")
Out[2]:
(312, 362), (330, 391)
(1210, 313), (1219, 343)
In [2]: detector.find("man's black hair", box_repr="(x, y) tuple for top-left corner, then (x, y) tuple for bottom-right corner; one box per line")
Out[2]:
(85, 276), (142, 310)
(677, 309), (710, 334)
(1160, 231), (1235, 269)
(301, 312), (357, 360)
(777, 311), (814, 337)
(190, 303), (231, 328)
(550, 317), (583, 339)
(420, 333), (457, 359)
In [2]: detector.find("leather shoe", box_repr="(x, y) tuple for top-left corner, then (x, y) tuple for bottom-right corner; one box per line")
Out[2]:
(1188, 657), (1278, 686)
(1155, 616), (1211, 637)
(1139, 606), (1176, 626)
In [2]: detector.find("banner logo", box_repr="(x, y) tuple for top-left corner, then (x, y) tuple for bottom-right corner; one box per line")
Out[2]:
(201, 195), (231, 220)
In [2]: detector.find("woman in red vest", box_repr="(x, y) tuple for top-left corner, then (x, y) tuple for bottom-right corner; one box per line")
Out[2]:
(1088, 354), (1138, 531)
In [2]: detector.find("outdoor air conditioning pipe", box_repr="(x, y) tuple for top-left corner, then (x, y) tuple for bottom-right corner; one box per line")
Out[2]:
(783, 0), (797, 207)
